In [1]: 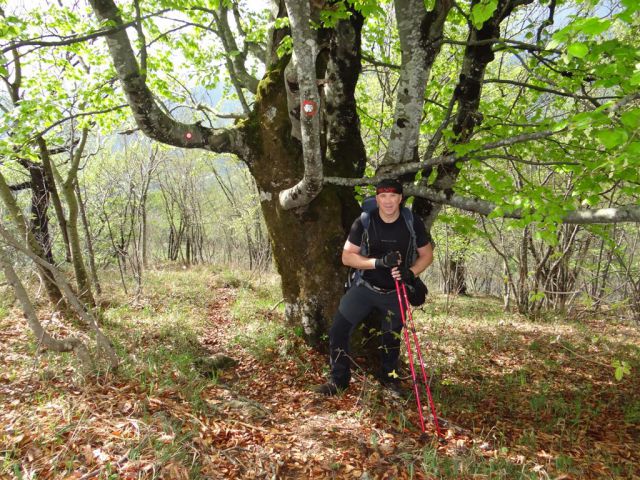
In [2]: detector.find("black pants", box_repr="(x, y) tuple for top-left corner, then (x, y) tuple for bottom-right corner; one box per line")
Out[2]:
(329, 284), (404, 388)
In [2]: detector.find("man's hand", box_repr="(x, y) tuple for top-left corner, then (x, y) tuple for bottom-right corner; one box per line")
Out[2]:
(375, 251), (401, 268)
(392, 266), (415, 282)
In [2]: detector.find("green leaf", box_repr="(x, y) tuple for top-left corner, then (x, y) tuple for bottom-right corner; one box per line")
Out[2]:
(571, 112), (594, 129)
(351, 0), (385, 17)
(276, 35), (293, 58)
(470, 0), (498, 30)
(613, 360), (631, 381)
(567, 42), (589, 58)
(274, 17), (290, 29)
(627, 142), (640, 155)
(577, 18), (611, 36)
(528, 291), (545, 302)
(630, 71), (640, 86)
(551, 120), (568, 132)
(621, 110), (640, 129)
(621, 0), (640, 12)
(595, 128), (629, 149)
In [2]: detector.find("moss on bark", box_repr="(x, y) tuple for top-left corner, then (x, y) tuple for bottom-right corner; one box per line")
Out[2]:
(242, 57), (363, 348)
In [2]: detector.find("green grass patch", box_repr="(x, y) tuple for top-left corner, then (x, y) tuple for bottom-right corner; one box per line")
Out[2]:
(229, 277), (292, 361)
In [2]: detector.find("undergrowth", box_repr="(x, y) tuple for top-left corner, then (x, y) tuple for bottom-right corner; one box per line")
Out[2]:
(1, 267), (639, 479)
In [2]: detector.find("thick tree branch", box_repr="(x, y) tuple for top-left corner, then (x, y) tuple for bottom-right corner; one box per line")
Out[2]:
(190, 6), (260, 94)
(133, 0), (147, 80)
(322, 174), (640, 223)
(87, 0), (247, 158)
(278, 0), (323, 209)
(404, 186), (640, 224)
(323, 8), (367, 180)
(382, 0), (452, 166)
(416, 0), (534, 230)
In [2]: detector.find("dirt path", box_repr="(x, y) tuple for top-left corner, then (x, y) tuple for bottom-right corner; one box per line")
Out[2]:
(196, 286), (465, 479)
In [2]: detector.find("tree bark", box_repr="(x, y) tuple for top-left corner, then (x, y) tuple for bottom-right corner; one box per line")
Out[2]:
(0, 245), (92, 369)
(37, 136), (72, 262)
(0, 171), (66, 308)
(75, 181), (102, 296)
(445, 258), (468, 295)
(24, 161), (54, 264)
(246, 55), (363, 346)
(53, 129), (95, 306)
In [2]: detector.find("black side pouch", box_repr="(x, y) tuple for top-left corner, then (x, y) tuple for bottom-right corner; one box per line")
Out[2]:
(405, 277), (428, 307)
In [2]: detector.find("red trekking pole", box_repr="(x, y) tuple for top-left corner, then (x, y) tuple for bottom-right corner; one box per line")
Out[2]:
(395, 279), (443, 438)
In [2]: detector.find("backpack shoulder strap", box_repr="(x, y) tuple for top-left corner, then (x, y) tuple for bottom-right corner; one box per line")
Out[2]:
(401, 207), (417, 265)
(359, 210), (372, 256)
(358, 196), (377, 257)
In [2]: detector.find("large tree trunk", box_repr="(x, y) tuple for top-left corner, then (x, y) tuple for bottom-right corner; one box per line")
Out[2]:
(247, 58), (362, 347)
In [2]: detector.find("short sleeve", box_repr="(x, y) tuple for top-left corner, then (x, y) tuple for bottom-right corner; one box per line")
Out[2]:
(413, 215), (434, 249)
(347, 216), (365, 246)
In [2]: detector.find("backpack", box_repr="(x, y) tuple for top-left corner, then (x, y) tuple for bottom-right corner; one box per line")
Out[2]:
(345, 196), (418, 290)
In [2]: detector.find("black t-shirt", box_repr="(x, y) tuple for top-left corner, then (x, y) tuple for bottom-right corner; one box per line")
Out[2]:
(348, 209), (431, 290)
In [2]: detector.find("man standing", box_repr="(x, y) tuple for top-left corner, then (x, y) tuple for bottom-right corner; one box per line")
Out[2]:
(313, 179), (434, 396)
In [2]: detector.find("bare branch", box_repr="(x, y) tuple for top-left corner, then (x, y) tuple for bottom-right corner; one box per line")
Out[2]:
(443, 36), (562, 54)
(196, 103), (247, 120)
(404, 185), (640, 224)
(484, 78), (620, 101)
(361, 53), (400, 70)
(0, 9), (171, 54)
(27, 104), (129, 143)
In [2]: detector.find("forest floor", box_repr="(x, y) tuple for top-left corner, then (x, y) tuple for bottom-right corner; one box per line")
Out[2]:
(1, 266), (640, 479)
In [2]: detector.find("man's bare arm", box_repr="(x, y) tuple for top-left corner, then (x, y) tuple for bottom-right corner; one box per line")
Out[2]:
(341, 240), (377, 270)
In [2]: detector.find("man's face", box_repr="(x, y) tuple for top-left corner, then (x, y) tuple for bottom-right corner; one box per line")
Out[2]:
(376, 192), (403, 217)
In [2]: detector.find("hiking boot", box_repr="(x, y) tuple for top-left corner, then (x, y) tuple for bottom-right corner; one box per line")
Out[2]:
(380, 379), (405, 396)
(311, 382), (343, 396)
(376, 374), (406, 397)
